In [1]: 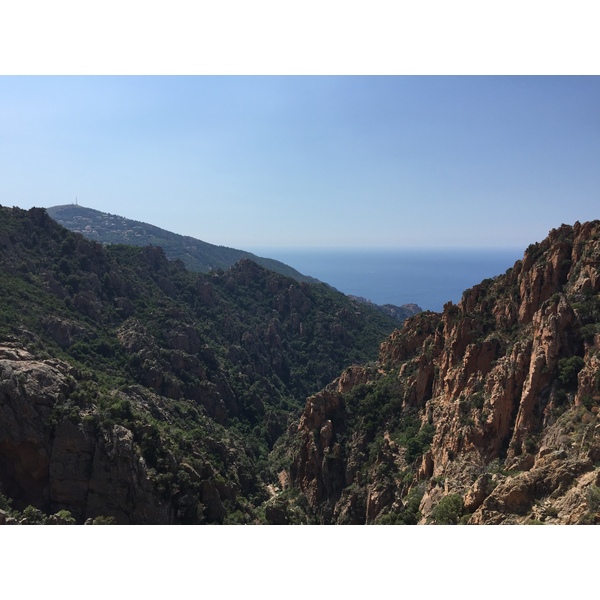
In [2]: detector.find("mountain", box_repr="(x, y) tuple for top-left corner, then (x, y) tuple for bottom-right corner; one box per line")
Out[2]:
(273, 221), (600, 524)
(46, 204), (320, 284)
(47, 204), (423, 321)
(0, 205), (398, 524)
(2, 208), (598, 525)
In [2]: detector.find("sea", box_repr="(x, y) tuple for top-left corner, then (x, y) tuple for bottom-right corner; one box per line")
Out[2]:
(251, 248), (525, 313)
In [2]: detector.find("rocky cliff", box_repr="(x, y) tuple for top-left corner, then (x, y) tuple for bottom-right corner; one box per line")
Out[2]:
(284, 221), (600, 524)
(0, 344), (173, 523)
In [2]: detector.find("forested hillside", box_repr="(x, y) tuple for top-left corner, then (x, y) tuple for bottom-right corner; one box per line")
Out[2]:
(47, 204), (319, 283)
(0, 206), (397, 524)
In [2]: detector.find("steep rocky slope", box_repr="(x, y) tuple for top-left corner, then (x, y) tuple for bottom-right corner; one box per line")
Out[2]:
(4, 206), (598, 525)
(0, 344), (175, 523)
(0, 205), (398, 524)
(280, 221), (600, 524)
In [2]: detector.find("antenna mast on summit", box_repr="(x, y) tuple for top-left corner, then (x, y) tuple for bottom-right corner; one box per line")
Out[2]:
(75, 197), (78, 206)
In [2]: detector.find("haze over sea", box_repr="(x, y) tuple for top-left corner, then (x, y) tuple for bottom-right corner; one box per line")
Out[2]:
(252, 248), (524, 313)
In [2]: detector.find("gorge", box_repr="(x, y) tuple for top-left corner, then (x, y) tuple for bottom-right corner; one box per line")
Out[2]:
(0, 207), (599, 525)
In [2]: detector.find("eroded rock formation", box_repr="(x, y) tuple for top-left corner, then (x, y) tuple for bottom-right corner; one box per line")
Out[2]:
(288, 221), (600, 524)
(0, 344), (174, 523)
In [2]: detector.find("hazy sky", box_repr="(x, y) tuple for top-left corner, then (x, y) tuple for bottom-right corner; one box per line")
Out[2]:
(1, 76), (598, 249)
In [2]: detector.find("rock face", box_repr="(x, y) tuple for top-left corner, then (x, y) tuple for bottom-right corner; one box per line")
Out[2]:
(288, 221), (600, 524)
(0, 344), (172, 523)
(2, 207), (599, 525)
(290, 390), (346, 513)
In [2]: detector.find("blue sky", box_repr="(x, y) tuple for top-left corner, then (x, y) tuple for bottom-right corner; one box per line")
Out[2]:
(0, 76), (598, 249)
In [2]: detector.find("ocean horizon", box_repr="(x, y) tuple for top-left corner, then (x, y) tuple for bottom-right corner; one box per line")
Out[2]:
(249, 247), (525, 313)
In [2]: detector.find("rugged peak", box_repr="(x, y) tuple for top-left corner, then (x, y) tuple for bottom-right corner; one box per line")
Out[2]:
(287, 221), (600, 524)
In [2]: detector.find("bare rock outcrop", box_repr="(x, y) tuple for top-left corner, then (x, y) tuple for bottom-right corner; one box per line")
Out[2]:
(0, 344), (172, 523)
(288, 221), (600, 524)
(290, 390), (346, 515)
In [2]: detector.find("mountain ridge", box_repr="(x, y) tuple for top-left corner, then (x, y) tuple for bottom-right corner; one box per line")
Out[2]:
(46, 204), (423, 320)
(46, 204), (320, 284)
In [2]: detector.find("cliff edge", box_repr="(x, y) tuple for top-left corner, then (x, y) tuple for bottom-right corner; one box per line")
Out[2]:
(283, 221), (600, 524)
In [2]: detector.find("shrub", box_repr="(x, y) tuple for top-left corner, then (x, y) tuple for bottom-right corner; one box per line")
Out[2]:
(587, 485), (600, 512)
(579, 324), (599, 343)
(21, 505), (47, 525)
(471, 392), (485, 409)
(0, 493), (15, 515)
(558, 356), (585, 390)
(524, 436), (537, 454)
(92, 515), (117, 525)
(399, 486), (425, 525)
(405, 422), (435, 462)
(431, 494), (464, 525)
(54, 510), (76, 524)
(581, 395), (595, 410)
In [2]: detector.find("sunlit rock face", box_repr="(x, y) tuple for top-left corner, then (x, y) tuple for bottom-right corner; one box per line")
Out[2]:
(288, 221), (600, 525)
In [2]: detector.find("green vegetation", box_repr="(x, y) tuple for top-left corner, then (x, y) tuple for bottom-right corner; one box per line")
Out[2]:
(0, 495), (77, 525)
(431, 494), (464, 525)
(0, 205), (399, 524)
(376, 485), (425, 525)
(558, 356), (585, 390)
(343, 374), (435, 465)
(46, 204), (320, 283)
(3, 207), (599, 526)
(572, 289), (600, 326)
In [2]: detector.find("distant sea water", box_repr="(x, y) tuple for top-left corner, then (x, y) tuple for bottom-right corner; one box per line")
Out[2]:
(250, 248), (525, 313)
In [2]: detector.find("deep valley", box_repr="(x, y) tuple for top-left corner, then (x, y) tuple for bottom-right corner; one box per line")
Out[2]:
(1, 207), (599, 524)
